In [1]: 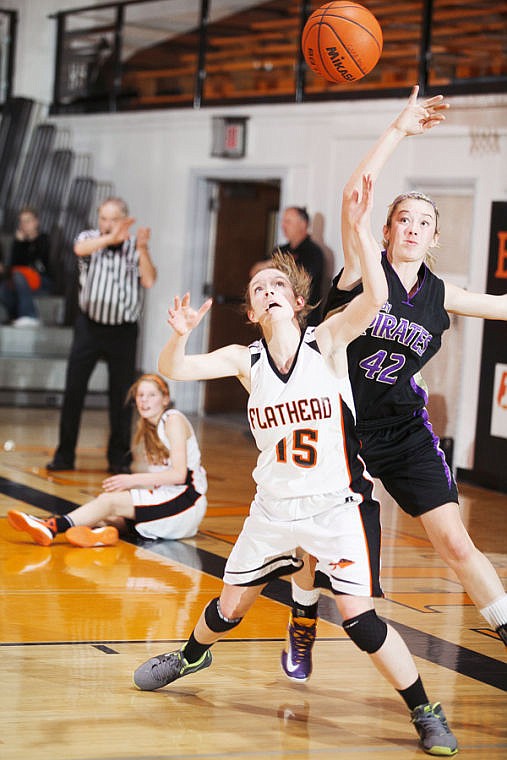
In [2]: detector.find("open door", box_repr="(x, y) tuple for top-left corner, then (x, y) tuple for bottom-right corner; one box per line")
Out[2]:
(205, 179), (280, 414)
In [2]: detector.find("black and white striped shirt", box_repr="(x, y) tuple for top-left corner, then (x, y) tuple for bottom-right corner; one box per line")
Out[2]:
(76, 229), (143, 325)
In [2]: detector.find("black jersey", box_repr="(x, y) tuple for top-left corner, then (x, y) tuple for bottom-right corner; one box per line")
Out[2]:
(324, 252), (450, 429)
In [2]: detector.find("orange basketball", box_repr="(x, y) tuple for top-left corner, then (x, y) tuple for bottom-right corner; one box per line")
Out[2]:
(302, 1), (383, 83)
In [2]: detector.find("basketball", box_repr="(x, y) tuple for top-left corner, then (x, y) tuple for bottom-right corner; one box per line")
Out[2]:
(302, 1), (383, 83)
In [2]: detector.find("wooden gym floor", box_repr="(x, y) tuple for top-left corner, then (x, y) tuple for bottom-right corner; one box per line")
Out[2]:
(0, 407), (506, 760)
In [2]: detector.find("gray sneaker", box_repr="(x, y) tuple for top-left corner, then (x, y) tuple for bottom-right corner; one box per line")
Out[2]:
(133, 648), (212, 691)
(411, 702), (458, 756)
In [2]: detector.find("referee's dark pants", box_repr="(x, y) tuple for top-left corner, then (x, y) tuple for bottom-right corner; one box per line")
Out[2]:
(53, 312), (138, 470)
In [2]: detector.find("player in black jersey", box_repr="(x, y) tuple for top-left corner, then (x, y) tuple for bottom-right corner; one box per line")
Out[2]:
(282, 87), (507, 713)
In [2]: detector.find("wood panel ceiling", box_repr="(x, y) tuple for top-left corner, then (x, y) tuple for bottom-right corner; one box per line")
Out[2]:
(62, 1), (507, 108)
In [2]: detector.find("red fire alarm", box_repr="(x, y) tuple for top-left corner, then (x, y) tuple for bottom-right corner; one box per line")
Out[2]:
(211, 116), (248, 158)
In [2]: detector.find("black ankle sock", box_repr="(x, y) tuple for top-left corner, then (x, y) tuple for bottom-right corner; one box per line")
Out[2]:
(292, 601), (318, 619)
(55, 514), (74, 533)
(182, 633), (211, 664)
(397, 676), (429, 711)
(496, 623), (507, 645)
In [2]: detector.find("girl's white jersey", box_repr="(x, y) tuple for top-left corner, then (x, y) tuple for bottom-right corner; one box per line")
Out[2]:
(247, 327), (362, 515)
(131, 408), (207, 541)
(152, 409), (207, 496)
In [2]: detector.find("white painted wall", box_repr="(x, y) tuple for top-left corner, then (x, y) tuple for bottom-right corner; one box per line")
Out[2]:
(4, 2), (507, 471)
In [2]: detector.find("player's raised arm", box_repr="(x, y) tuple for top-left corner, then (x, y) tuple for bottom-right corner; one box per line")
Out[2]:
(340, 85), (449, 287)
(158, 293), (250, 385)
(318, 175), (386, 353)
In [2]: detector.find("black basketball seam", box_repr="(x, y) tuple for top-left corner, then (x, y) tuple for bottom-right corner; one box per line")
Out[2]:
(317, 22), (368, 78)
(303, 12), (380, 42)
(314, 16), (382, 52)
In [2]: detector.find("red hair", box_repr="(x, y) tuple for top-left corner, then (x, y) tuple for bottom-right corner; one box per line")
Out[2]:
(127, 374), (172, 464)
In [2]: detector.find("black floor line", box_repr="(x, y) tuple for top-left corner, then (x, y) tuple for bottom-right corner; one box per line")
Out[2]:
(1, 476), (506, 691)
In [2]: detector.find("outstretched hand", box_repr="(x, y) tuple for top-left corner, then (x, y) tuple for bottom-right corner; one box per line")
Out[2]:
(394, 84), (449, 136)
(346, 174), (374, 231)
(110, 216), (136, 244)
(136, 226), (151, 248)
(167, 293), (213, 335)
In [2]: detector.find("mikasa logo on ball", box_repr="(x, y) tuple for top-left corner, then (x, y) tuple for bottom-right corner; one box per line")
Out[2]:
(325, 46), (355, 81)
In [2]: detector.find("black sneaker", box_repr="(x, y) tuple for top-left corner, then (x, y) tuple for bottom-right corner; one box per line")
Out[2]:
(107, 464), (131, 474)
(411, 702), (458, 756)
(46, 460), (75, 472)
(133, 649), (212, 691)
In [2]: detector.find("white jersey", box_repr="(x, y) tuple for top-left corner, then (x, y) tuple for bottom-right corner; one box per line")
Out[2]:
(247, 327), (361, 513)
(131, 408), (207, 540)
(152, 409), (207, 496)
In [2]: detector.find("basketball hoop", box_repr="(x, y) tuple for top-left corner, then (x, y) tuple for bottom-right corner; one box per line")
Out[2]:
(469, 127), (500, 156)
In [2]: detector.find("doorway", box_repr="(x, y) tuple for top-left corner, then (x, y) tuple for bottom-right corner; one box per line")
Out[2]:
(204, 179), (281, 414)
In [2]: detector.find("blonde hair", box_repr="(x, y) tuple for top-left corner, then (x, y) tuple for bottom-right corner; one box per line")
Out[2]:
(126, 374), (172, 465)
(383, 192), (440, 269)
(244, 249), (314, 329)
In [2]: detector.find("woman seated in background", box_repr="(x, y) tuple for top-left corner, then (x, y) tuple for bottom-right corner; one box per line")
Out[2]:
(0, 207), (52, 327)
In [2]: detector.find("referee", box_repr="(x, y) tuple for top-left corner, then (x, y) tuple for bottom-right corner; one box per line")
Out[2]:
(47, 196), (157, 473)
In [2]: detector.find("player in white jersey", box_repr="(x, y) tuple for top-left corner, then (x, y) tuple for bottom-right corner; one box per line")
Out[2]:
(226, 327), (381, 594)
(132, 176), (457, 756)
(248, 330), (358, 505)
(8, 374), (207, 547)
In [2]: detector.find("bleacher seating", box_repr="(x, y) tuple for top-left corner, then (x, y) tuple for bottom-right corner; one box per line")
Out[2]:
(0, 97), (109, 407)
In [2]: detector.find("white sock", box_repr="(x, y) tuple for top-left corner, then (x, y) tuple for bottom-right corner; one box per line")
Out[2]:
(291, 578), (320, 607)
(480, 593), (507, 628)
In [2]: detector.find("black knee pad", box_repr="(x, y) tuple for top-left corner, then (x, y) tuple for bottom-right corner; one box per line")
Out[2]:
(204, 597), (243, 633)
(342, 609), (388, 654)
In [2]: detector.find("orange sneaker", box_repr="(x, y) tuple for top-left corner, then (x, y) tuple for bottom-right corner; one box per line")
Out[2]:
(7, 510), (55, 546)
(65, 525), (119, 548)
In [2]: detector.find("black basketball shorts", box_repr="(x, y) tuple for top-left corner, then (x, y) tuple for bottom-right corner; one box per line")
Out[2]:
(358, 411), (459, 517)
